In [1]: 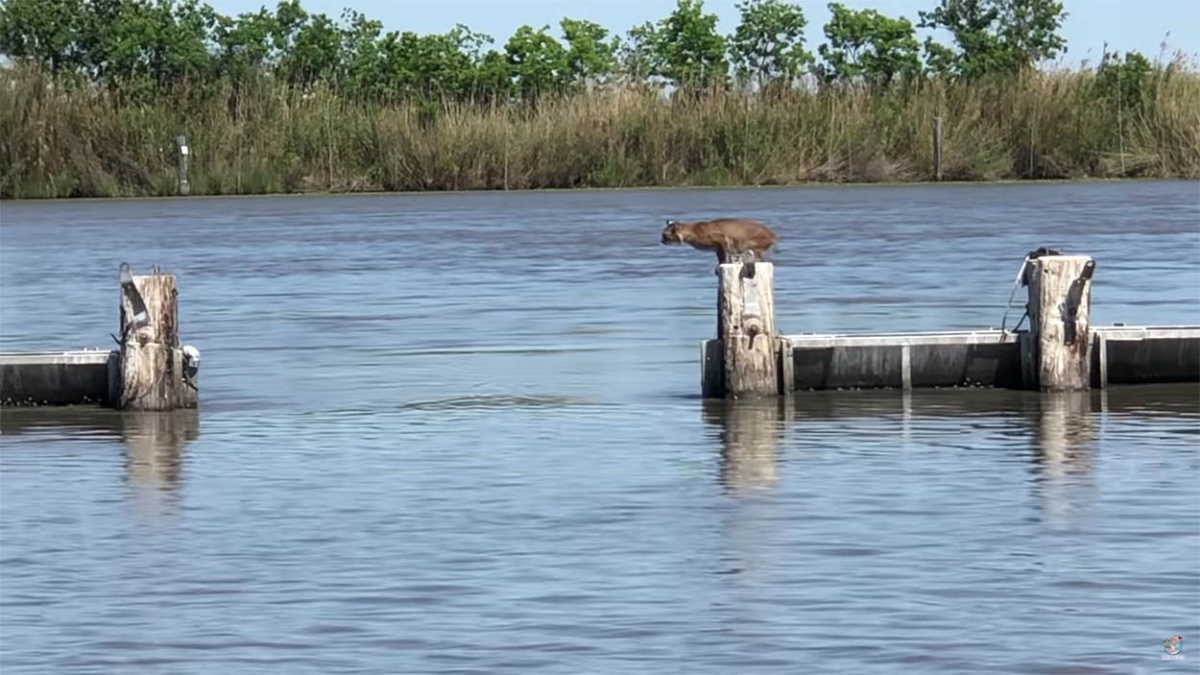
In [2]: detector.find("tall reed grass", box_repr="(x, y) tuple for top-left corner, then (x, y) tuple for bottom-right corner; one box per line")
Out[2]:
(2, 61), (1197, 199)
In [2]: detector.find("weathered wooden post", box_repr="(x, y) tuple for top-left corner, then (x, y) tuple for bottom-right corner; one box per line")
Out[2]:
(117, 263), (198, 411)
(710, 258), (780, 399)
(175, 135), (190, 196)
(933, 116), (944, 182)
(1020, 252), (1096, 392)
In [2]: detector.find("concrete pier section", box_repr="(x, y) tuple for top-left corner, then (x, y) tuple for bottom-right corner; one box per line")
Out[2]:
(0, 351), (118, 406)
(0, 263), (200, 410)
(702, 249), (1200, 399)
(1092, 325), (1200, 388)
(770, 325), (1200, 392)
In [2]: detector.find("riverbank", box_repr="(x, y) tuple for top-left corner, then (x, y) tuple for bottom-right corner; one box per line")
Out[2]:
(3, 65), (1198, 200)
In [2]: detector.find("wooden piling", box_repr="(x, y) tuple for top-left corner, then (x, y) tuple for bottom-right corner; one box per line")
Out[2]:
(175, 135), (190, 196)
(1021, 254), (1096, 392)
(118, 264), (193, 411)
(716, 260), (779, 399)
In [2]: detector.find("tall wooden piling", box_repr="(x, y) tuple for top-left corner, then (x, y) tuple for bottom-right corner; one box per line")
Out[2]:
(715, 260), (780, 399)
(1021, 254), (1096, 392)
(118, 264), (195, 411)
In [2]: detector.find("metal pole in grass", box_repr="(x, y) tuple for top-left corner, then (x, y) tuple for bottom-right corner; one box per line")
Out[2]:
(175, 135), (190, 196)
(933, 117), (943, 182)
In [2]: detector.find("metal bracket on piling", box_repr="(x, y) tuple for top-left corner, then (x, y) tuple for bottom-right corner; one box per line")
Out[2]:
(119, 262), (150, 337)
(1062, 259), (1096, 346)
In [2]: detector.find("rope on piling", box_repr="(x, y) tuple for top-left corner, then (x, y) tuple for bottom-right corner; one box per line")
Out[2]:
(1000, 255), (1031, 334)
(1001, 246), (1064, 334)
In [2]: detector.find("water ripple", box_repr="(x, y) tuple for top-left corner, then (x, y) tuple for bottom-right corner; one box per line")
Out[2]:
(1, 182), (1198, 674)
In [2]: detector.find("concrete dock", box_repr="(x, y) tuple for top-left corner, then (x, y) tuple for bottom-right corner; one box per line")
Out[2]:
(762, 325), (1200, 392)
(1092, 325), (1200, 387)
(702, 249), (1200, 399)
(705, 325), (1200, 397)
(0, 350), (118, 406)
(0, 264), (200, 410)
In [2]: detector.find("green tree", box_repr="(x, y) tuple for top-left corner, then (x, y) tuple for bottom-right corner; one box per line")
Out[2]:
(918, 0), (1068, 78)
(504, 24), (570, 100)
(78, 0), (217, 95)
(470, 48), (514, 103)
(444, 26), (505, 101)
(370, 30), (464, 100)
(816, 2), (921, 86)
(275, 8), (342, 88)
(76, 0), (162, 87)
(151, 0), (217, 87)
(0, 0), (85, 75)
(338, 9), (386, 97)
(616, 21), (659, 85)
(560, 18), (618, 88)
(651, 0), (728, 89)
(1094, 47), (1153, 116)
(727, 0), (812, 91)
(212, 8), (280, 84)
(0, 0), (217, 93)
(377, 25), (507, 102)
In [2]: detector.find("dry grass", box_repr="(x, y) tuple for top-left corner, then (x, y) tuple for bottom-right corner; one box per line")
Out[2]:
(2, 62), (1198, 199)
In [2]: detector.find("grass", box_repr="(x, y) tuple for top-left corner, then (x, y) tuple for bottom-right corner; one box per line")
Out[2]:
(2, 60), (1198, 200)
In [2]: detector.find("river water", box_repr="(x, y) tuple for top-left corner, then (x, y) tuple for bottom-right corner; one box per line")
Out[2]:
(1, 180), (1198, 674)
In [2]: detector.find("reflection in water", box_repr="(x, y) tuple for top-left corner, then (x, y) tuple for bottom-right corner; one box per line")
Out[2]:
(121, 410), (200, 498)
(785, 388), (1042, 421)
(702, 398), (793, 603)
(1034, 392), (1095, 473)
(0, 407), (200, 516)
(1032, 392), (1096, 530)
(901, 390), (913, 444)
(702, 398), (790, 493)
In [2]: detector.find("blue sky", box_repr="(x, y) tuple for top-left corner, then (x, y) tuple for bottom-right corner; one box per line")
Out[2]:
(202, 0), (1200, 69)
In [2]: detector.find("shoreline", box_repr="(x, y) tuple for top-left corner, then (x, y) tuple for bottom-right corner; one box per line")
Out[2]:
(6, 67), (1198, 202)
(2, 176), (1194, 205)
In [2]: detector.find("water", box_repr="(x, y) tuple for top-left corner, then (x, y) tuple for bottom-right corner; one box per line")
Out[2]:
(1, 180), (1198, 674)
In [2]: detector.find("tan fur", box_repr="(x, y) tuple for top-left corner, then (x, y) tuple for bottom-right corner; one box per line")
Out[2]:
(660, 218), (778, 264)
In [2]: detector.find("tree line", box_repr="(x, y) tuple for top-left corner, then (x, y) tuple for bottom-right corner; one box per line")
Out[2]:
(0, 0), (1107, 102)
(1, 0), (1192, 199)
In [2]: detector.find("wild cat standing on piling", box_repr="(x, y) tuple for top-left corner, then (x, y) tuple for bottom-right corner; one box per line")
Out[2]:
(660, 218), (779, 266)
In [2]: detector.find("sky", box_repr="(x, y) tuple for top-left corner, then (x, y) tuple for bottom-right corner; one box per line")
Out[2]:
(200, 0), (1200, 69)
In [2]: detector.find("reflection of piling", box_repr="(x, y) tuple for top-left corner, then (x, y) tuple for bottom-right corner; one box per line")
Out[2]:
(121, 409), (200, 491)
(1032, 391), (1096, 529)
(1034, 391), (1094, 473)
(702, 398), (790, 493)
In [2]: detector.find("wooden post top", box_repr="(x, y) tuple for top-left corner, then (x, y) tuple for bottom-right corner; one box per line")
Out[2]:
(1031, 254), (1092, 261)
